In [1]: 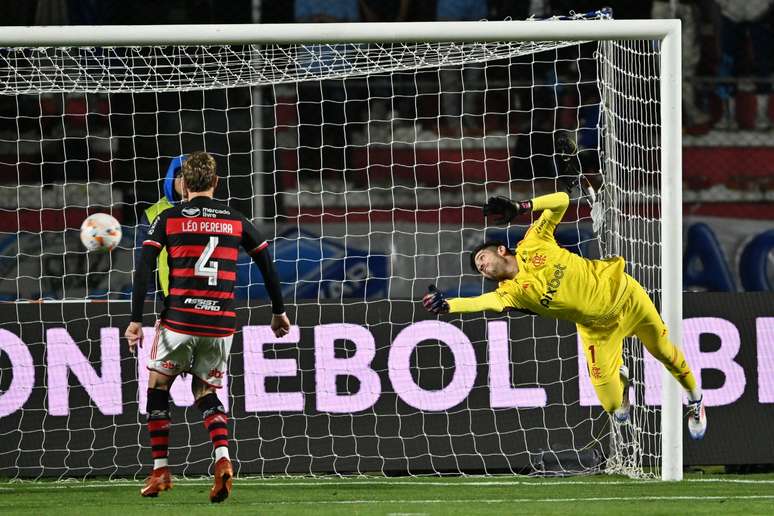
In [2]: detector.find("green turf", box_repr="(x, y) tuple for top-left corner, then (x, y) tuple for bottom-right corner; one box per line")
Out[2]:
(2, 473), (774, 516)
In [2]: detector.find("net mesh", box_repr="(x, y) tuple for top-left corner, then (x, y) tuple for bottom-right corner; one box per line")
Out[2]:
(1, 41), (580, 94)
(0, 21), (664, 480)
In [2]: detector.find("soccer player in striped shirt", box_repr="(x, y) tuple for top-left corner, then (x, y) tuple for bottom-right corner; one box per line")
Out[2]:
(124, 151), (290, 502)
(423, 191), (707, 440)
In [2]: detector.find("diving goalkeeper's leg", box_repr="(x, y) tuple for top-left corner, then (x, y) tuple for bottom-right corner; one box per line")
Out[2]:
(629, 281), (706, 439)
(578, 326), (630, 421)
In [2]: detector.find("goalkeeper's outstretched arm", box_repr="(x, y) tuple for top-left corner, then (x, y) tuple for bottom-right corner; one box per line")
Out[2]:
(447, 292), (509, 313)
(482, 191), (570, 227)
(422, 191), (570, 316)
(530, 191), (570, 228)
(423, 286), (512, 315)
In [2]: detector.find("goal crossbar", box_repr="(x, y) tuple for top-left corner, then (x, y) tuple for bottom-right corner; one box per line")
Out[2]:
(0, 20), (679, 46)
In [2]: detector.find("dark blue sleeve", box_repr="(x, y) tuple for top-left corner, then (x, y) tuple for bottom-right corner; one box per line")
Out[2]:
(134, 211), (150, 267)
(240, 214), (284, 314)
(131, 244), (161, 322)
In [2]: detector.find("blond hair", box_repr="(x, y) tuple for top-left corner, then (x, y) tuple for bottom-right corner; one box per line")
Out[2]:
(181, 151), (217, 192)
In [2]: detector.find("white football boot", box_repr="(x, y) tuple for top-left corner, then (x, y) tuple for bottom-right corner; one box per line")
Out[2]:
(613, 365), (631, 424)
(687, 395), (707, 440)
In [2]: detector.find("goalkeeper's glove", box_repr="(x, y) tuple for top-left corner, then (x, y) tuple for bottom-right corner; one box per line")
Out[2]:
(482, 196), (532, 225)
(555, 134), (582, 193)
(423, 284), (449, 314)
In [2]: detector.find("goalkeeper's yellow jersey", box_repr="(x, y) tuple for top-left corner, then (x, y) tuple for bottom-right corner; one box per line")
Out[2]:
(448, 192), (629, 326)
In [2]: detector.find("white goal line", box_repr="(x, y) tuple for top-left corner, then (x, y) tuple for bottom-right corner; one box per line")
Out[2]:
(12, 495), (774, 507)
(3, 478), (774, 490)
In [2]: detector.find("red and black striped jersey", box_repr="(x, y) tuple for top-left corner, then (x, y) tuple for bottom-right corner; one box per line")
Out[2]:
(143, 197), (268, 338)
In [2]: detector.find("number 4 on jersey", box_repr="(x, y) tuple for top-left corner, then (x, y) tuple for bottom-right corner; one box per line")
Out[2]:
(195, 236), (219, 285)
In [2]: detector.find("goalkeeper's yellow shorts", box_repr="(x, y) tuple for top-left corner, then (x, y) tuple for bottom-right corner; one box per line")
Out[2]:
(575, 275), (693, 413)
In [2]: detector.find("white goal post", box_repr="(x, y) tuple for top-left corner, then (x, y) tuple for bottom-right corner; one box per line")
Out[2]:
(0, 18), (683, 481)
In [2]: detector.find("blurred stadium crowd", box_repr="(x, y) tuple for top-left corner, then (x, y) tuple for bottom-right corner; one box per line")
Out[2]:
(1, 0), (772, 299)
(3, 1), (773, 193)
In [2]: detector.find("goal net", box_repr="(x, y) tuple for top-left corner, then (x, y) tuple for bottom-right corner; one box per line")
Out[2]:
(0, 16), (679, 480)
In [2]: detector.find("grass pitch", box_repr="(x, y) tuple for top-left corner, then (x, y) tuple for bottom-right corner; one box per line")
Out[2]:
(2, 473), (774, 515)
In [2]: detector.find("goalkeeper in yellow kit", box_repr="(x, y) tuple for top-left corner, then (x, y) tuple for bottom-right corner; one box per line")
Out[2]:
(423, 190), (707, 439)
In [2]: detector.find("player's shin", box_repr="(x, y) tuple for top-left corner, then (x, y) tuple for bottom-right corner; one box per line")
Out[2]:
(197, 392), (233, 503)
(641, 327), (707, 439)
(660, 346), (706, 439)
(197, 392), (230, 461)
(147, 388), (171, 470)
(656, 343), (701, 402)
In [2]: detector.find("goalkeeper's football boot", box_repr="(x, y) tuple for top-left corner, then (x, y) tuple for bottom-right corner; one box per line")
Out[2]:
(613, 365), (631, 424)
(209, 457), (233, 503)
(140, 467), (173, 497)
(687, 395), (707, 440)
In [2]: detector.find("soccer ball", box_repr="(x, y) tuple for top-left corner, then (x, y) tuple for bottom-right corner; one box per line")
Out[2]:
(80, 213), (122, 252)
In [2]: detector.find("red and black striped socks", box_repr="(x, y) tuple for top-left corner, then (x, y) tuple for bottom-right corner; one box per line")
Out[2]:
(197, 392), (230, 461)
(146, 389), (230, 469)
(146, 388), (171, 470)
